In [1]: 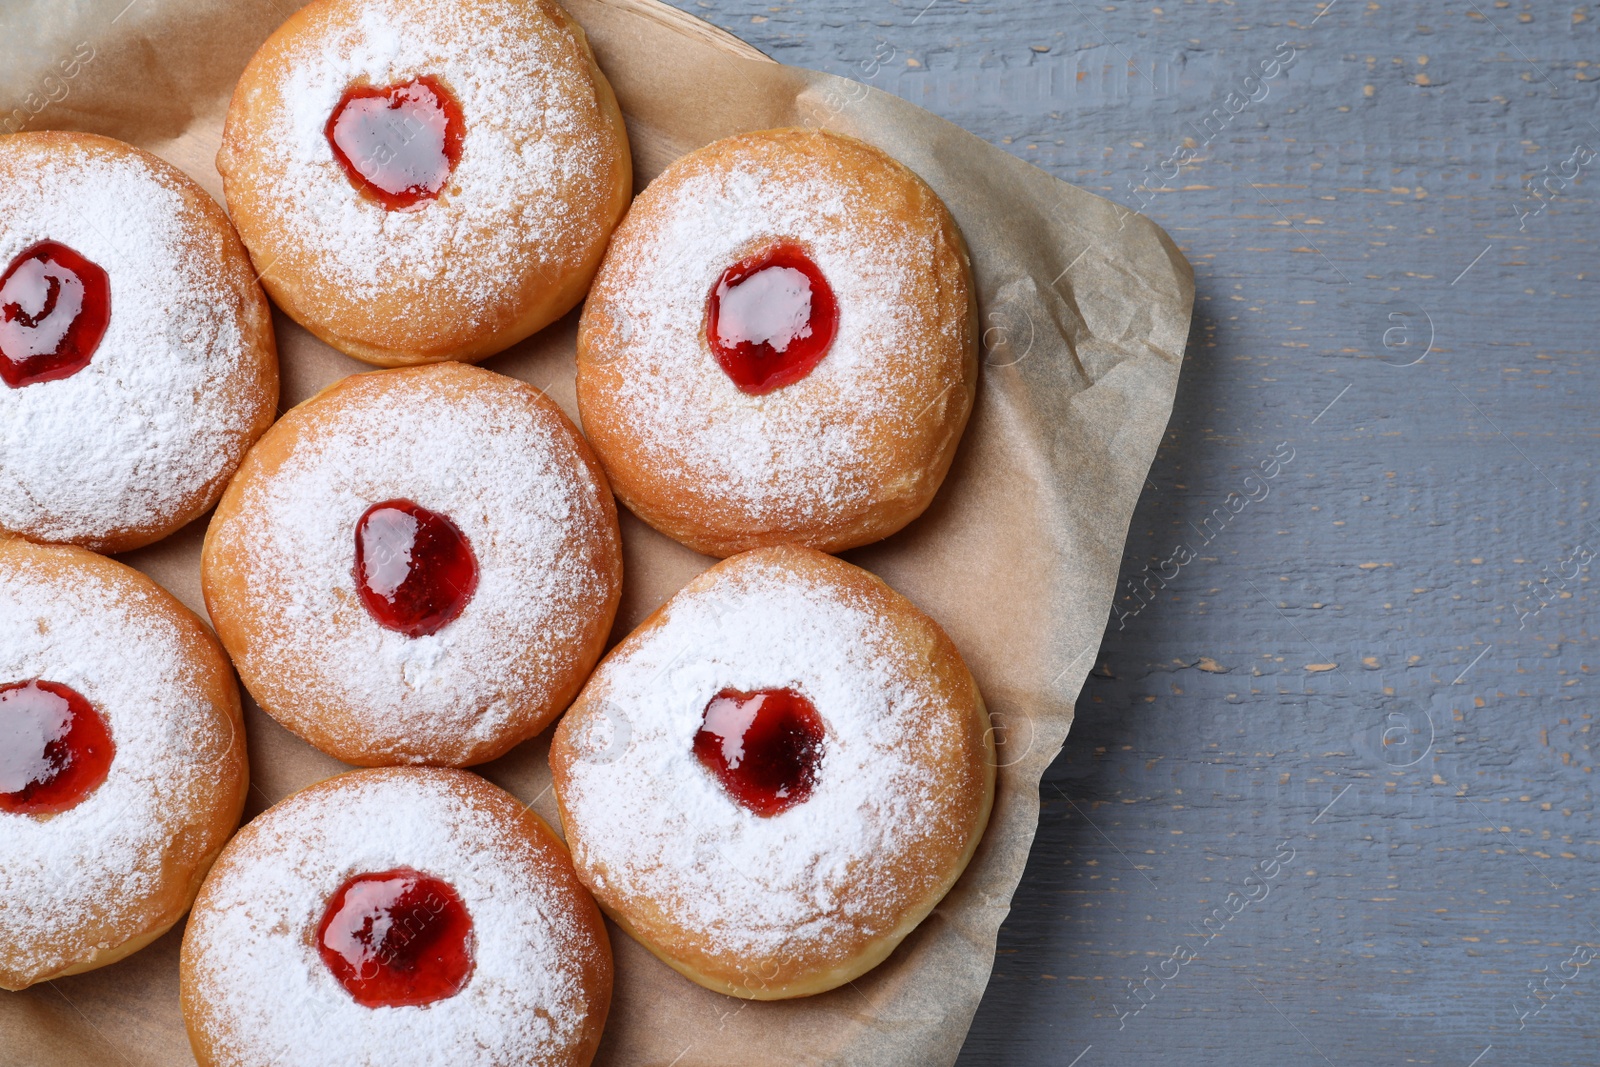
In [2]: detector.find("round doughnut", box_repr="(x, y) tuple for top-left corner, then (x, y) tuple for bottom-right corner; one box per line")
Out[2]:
(0, 537), (247, 990)
(549, 544), (993, 999)
(181, 767), (612, 1067)
(0, 131), (278, 554)
(218, 0), (632, 367)
(575, 127), (977, 558)
(202, 361), (622, 767)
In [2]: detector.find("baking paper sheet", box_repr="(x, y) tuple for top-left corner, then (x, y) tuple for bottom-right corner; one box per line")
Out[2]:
(0, 0), (1193, 1062)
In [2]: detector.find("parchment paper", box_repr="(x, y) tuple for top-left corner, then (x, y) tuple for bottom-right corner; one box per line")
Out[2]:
(0, 0), (1192, 1062)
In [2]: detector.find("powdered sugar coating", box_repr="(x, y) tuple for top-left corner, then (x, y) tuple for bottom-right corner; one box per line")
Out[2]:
(554, 550), (982, 968)
(0, 548), (239, 987)
(182, 769), (607, 1067)
(0, 138), (269, 547)
(577, 129), (973, 544)
(225, 0), (623, 345)
(205, 365), (619, 765)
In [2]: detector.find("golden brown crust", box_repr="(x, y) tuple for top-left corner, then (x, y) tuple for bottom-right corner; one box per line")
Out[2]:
(576, 128), (977, 558)
(180, 768), (612, 1067)
(201, 363), (623, 767)
(518, 795), (613, 1067)
(550, 545), (993, 998)
(218, 0), (632, 367)
(0, 539), (248, 991)
(0, 131), (278, 554)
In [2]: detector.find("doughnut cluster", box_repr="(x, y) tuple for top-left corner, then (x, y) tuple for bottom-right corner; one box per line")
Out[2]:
(0, 0), (991, 1060)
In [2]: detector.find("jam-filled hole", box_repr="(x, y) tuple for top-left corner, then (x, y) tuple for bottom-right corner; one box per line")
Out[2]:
(693, 687), (825, 816)
(0, 680), (115, 815)
(706, 241), (838, 395)
(0, 241), (111, 389)
(317, 867), (474, 1008)
(325, 75), (465, 210)
(353, 499), (478, 638)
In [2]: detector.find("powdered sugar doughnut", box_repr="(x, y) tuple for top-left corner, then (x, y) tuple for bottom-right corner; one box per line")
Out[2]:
(0, 132), (278, 554)
(576, 128), (977, 558)
(219, 0), (632, 367)
(202, 362), (622, 767)
(549, 545), (993, 999)
(181, 767), (611, 1067)
(0, 538), (247, 990)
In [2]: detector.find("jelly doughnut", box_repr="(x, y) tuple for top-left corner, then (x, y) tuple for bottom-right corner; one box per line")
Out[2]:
(0, 132), (277, 553)
(201, 362), (622, 767)
(218, 0), (632, 367)
(181, 767), (611, 1067)
(576, 128), (977, 558)
(550, 545), (993, 999)
(0, 537), (247, 990)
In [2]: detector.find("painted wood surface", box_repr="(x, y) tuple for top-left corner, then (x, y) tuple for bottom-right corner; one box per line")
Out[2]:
(665, 1), (1600, 1063)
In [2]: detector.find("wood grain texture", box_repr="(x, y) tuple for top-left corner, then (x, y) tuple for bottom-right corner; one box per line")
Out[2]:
(663, 1), (1600, 1064)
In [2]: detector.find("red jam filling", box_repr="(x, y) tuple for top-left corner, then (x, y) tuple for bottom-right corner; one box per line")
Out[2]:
(0, 241), (110, 388)
(706, 242), (838, 395)
(693, 687), (825, 816)
(317, 868), (474, 1008)
(354, 500), (478, 638)
(0, 680), (114, 815)
(325, 75), (465, 210)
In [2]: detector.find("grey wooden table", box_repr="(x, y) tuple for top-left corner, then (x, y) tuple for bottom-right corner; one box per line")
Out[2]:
(668, 1), (1600, 1063)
